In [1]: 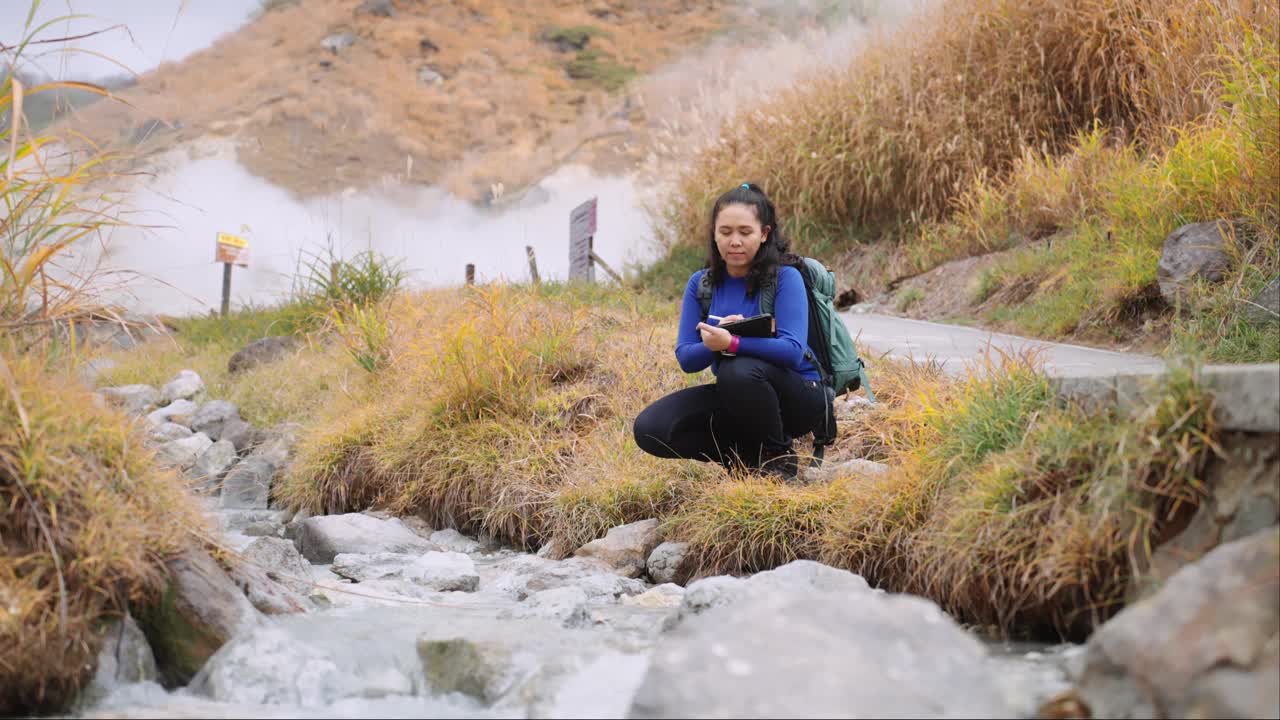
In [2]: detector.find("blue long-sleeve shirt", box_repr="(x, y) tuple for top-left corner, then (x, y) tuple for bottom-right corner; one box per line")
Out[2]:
(675, 267), (820, 381)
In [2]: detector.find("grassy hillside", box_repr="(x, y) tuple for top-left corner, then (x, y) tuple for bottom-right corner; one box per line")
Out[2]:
(651, 0), (1279, 359)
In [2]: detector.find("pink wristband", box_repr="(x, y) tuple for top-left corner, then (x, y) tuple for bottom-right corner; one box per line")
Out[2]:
(727, 335), (741, 354)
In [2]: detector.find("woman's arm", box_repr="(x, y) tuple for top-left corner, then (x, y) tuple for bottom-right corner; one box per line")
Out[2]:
(735, 266), (809, 370)
(675, 271), (716, 373)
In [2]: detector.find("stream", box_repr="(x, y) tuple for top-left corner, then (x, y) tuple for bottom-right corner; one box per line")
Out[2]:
(76, 497), (1082, 719)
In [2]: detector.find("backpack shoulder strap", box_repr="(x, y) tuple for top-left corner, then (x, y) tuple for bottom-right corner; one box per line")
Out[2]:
(695, 271), (713, 319)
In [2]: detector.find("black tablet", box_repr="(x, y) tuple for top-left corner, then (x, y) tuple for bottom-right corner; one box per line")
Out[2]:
(715, 313), (774, 338)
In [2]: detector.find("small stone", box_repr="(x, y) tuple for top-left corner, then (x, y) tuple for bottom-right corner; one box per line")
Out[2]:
(191, 439), (238, 493)
(330, 552), (417, 583)
(622, 583), (685, 609)
(512, 586), (590, 628)
(1157, 221), (1234, 307)
(150, 422), (194, 443)
(190, 400), (242, 441)
(402, 552), (479, 592)
(100, 384), (159, 416)
(215, 418), (252, 454)
(155, 433), (214, 471)
(220, 437), (290, 510)
(429, 528), (480, 554)
(356, 0), (394, 16)
(1244, 276), (1279, 325)
(160, 369), (205, 404)
(647, 542), (691, 585)
(417, 65), (444, 85)
(146, 398), (199, 428)
(228, 336), (299, 373)
(574, 519), (661, 578)
(241, 536), (312, 595)
(319, 32), (357, 54)
(82, 614), (157, 704)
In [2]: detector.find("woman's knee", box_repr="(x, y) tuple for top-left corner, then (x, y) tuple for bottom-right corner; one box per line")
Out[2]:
(716, 355), (770, 391)
(632, 402), (669, 456)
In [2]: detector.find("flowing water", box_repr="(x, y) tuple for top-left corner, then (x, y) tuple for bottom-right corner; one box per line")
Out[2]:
(75, 498), (1081, 719)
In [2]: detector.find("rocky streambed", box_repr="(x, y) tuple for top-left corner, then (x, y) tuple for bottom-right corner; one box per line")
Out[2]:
(75, 366), (1278, 719)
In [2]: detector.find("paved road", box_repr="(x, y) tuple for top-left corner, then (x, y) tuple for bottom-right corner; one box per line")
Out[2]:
(842, 311), (1167, 378)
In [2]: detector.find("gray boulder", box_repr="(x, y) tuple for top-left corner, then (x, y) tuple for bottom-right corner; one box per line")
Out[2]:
(1157, 221), (1233, 306)
(402, 551), (479, 592)
(190, 400), (242, 441)
(150, 421), (194, 443)
(228, 335), (299, 374)
(487, 555), (646, 602)
(646, 542), (691, 585)
(191, 439), (237, 493)
(160, 369), (205, 404)
(241, 536), (312, 595)
(297, 513), (436, 564)
(429, 528), (481, 553)
(220, 418), (255, 453)
(1244, 276), (1279, 325)
(1075, 527), (1279, 719)
(146, 398), (199, 428)
(330, 551), (418, 583)
(133, 549), (260, 686)
(100, 384), (158, 416)
(630, 560), (1012, 719)
(510, 586), (591, 628)
(220, 436), (289, 510)
(81, 614), (157, 704)
(574, 519), (661, 578)
(155, 432), (214, 471)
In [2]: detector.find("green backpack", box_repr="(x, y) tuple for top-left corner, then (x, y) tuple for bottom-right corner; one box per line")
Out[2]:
(697, 258), (875, 463)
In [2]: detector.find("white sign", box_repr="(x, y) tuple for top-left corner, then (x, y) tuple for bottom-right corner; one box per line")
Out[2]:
(569, 197), (597, 282)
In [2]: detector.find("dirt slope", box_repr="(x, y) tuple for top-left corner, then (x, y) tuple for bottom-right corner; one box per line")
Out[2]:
(65, 0), (727, 201)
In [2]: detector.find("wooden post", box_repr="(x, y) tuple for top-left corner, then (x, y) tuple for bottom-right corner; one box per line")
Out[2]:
(465, 263), (475, 286)
(589, 250), (624, 285)
(220, 262), (233, 318)
(526, 245), (540, 284)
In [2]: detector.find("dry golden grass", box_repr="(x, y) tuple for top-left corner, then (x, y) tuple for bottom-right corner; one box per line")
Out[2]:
(0, 352), (204, 714)
(266, 281), (1220, 641)
(659, 0), (1277, 250)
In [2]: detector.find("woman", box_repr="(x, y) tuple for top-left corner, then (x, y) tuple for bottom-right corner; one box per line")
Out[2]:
(633, 183), (825, 481)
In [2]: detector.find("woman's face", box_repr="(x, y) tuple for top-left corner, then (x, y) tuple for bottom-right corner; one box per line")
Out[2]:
(714, 203), (770, 277)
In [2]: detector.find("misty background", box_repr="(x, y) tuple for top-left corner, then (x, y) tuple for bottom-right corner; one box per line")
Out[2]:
(5, 1), (914, 315)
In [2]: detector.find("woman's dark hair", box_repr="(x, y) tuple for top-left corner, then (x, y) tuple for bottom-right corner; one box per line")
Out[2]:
(705, 182), (801, 296)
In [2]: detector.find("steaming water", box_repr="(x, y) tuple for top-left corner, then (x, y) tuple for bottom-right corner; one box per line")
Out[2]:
(86, 150), (659, 316)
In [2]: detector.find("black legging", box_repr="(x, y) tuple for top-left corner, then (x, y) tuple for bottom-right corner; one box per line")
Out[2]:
(633, 355), (827, 469)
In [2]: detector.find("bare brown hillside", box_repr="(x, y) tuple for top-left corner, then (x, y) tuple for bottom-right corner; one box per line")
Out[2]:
(67, 0), (728, 201)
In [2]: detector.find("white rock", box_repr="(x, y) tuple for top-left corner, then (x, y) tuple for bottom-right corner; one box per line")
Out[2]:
(160, 369), (206, 404)
(512, 586), (591, 628)
(330, 552), (418, 583)
(297, 514), (436, 564)
(646, 542), (691, 585)
(146, 398), (199, 428)
(574, 519), (661, 578)
(191, 440), (237, 491)
(402, 552), (479, 592)
(622, 583), (685, 609)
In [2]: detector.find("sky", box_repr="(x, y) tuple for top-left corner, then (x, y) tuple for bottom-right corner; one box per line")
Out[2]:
(1, 0), (261, 80)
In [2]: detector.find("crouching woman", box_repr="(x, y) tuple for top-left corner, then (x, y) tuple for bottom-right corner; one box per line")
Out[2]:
(633, 183), (824, 481)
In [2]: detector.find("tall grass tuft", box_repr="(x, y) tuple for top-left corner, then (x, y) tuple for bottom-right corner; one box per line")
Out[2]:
(0, 352), (204, 713)
(659, 0), (1276, 253)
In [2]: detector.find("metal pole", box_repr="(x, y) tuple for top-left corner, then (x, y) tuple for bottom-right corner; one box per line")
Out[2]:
(220, 262), (232, 318)
(465, 263), (475, 286)
(526, 246), (540, 285)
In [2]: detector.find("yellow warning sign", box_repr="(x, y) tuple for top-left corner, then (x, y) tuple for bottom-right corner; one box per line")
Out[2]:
(215, 232), (250, 266)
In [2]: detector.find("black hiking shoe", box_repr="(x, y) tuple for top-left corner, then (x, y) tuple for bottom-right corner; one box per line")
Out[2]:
(759, 449), (800, 484)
